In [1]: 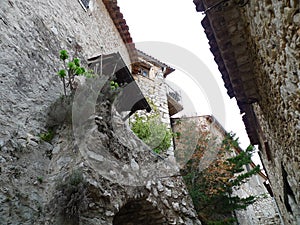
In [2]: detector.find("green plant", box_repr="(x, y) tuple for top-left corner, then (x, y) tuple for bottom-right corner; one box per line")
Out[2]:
(130, 113), (173, 154)
(110, 80), (119, 91)
(175, 131), (181, 139)
(57, 50), (95, 96)
(181, 133), (260, 224)
(40, 129), (55, 143)
(37, 176), (43, 184)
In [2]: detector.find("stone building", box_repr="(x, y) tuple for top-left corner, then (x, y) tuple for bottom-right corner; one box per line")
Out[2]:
(0, 0), (201, 224)
(132, 49), (183, 122)
(193, 0), (300, 224)
(172, 115), (282, 224)
(130, 49), (183, 157)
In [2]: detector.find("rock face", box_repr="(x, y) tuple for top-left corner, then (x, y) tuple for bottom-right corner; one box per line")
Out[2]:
(0, 0), (201, 224)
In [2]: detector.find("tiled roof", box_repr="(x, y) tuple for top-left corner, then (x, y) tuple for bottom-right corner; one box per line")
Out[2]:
(194, 0), (260, 145)
(135, 49), (175, 77)
(102, 0), (137, 62)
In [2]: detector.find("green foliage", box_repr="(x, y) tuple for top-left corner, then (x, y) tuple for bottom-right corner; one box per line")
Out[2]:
(40, 129), (55, 143)
(181, 133), (260, 224)
(59, 49), (69, 61)
(57, 69), (67, 78)
(110, 80), (119, 91)
(130, 113), (173, 154)
(37, 176), (43, 184)
(57, 49), (95, 96)
(175, 131), (181, 139)
(68, 170), (84, 186)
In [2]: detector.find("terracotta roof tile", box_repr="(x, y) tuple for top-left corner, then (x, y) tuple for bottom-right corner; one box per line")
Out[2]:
(194, 0), (261, 145)
(102, 0), (137, 62)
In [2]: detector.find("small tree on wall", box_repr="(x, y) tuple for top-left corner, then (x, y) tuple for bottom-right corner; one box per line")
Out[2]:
(181, 132), (260, 224)
(57, 50), (94, 96)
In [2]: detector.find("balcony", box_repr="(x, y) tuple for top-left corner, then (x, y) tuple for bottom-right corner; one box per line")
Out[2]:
(166, 84), (183, 116)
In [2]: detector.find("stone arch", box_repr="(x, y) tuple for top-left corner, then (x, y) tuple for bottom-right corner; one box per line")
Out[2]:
(113, 198), (166, 225)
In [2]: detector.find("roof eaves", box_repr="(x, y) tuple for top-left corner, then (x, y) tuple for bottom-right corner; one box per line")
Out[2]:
(136, 49), (175, 77)
(194, 0), (261, 145)
(102, 0), (137, 62)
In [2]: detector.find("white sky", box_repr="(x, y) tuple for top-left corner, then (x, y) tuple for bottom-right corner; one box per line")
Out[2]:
(118, 0), (254, 153)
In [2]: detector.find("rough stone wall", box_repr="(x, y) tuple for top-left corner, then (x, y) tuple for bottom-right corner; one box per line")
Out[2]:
(42, 95), (201, 224)
(133, 73), (174, 156)
(135, 75), (171, 127)
(172, 115), (281, 224)
(234, 175), (282, 225)
(0, 1), (129, 221)
(0, 0), (201, 224)
(243, 1), (300, 224)
(0, 0), (128, 223)
(0, 0), (130, 139)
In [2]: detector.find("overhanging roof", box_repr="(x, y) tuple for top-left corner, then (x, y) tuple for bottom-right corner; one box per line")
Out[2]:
(102, 0), (137, 62)
(194, 0), (260, 145)
(134, 49), (175, 77)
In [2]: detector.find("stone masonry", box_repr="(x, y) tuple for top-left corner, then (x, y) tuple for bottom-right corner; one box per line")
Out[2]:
(0, 0), (201, 224)
(131, 50), (177, 157)
(244, 1), (300, 224)
(172, 115), (282, 224)
(194, 0), (300, 224)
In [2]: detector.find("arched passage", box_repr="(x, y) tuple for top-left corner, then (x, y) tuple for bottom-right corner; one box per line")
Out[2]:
(113, 198), (166, 225)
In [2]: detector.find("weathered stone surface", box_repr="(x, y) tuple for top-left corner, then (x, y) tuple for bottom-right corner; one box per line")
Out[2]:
(243, 1), (300, 224)
(0, 1), (201, 224)
(43, 97), (200, 224)
(194, 0), (300, 224)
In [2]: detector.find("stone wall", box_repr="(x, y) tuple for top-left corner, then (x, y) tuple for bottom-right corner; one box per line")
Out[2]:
(42, 94), (201, 224)
(0, 0), (201, 224)
(243, 1), (300, 224)
(135, 75), (171, 126)
(133, 71), (174, 157)
(234, 174), (282, 225)
(0, 0), (130, 139)
(0, 0), (129, 223)
(172, 115), (281, 224)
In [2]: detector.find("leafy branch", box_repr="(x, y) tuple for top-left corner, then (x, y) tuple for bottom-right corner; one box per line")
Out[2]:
(57, 50), (95, 96)
(181, 132), (261, 224)
(130, 113), (173, 154)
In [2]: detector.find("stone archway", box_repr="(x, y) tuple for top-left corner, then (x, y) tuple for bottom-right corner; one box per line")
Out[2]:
(113, 198), (166, 225)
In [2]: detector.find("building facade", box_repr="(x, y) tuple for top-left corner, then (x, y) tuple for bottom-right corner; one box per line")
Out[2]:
(193, 0), (300, 224)
(0, 0), (201, 224)
(130, 49), (183, 157)
(172, 115), (282, 224)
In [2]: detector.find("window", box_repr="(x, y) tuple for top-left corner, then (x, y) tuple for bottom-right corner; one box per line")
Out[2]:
(140, 68), (149, 77)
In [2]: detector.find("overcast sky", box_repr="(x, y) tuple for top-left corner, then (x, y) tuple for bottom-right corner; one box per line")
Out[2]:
(118, 0), (253, 152)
